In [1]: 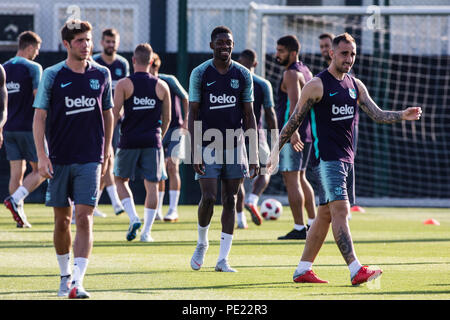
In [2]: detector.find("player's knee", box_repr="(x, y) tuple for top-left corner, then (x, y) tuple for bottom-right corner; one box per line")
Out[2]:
(55, 215), (71, 232)
(201, 193), (216, 207)
(222, 194), (237, 210)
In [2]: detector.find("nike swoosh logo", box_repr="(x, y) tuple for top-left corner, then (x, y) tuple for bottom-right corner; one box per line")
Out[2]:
(329, 92), (338, 96)
(206, 81), (216, 86)
(61, 82), (72, 88)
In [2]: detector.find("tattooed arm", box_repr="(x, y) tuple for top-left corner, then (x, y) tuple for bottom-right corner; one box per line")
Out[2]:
(356, 78), (422, 123)
(0, 65), (7, 149)
(267, 78), (322, 174)
(278, 77), (323, 151)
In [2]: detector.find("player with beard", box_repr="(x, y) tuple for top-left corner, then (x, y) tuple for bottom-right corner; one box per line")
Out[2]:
(188, 26), (259, 272)
(92, 28), (129, 217)
(268, 33), (421, 285)
(3, 31), (44, 228)
(275, 35), (316, 240)
(319, 32), (361, 217)
(33, 20), (114, 298)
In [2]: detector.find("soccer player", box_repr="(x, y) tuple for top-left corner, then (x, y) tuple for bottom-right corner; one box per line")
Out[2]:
(2, 31), (44, 228)
(188, 26), (259, 272)
(269, 33), (421, 285)
(92, 28), (129, 217)
(319, 33), (334, 68)
(319, 32), (361, 217)
(113, 43), (171, 243)
(235, 49), (278, 229)
(33, 20), (114, 298)
(150, 53), (189, 222)
(275, 35), (316, 240)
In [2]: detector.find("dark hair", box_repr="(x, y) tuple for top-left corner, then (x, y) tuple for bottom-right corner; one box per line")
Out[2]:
(152, 52), (161, 70)
(102, 28), (119, 40)
(211, 25), (232, 42)
(134, 43), (153, 65)
(239, 49), (257, 63)
(61, 20), (92, 43)
(318, 32), (335, 41)
(18, 31), (41, 50)
(332, 32), (356, 48)
(277, 35), (300, 53)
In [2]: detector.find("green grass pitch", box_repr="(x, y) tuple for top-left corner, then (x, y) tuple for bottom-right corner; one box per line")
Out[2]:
(0, 204), (449, 300)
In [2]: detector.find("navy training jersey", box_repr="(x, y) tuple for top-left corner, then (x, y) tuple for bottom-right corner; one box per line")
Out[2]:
(252, 73), (274, 129)
(189, 59), (253, 147)
(310, 69), (359, 164)
(119, 72), (163, 149)
(33, 60), (113, 165)
(159, 73), (188, 129)
(92, 53), (129, 92)
(3, 56), (42, 131)
(276, 61), (312, 143)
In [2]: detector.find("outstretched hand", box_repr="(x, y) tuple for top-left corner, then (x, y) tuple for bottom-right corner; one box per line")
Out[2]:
(402, 107), (422, 121)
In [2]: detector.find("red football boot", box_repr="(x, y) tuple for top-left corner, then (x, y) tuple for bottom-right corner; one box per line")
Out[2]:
(351, 265), (383, 286)
(293, 270), (329, 283)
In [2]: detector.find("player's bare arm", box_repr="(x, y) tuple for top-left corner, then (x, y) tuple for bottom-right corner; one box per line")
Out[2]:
(156, 79), (171, 138)
(112, 78), (131, 127)
(356, 78), (422, 123)
(33, 108), (53, 179)
(102, 108), (114, 176)
(0, 65), (6, 148)
(284, 69), (304, 151)
(242, 101), (259, 178)
(188, 101), (204, 175)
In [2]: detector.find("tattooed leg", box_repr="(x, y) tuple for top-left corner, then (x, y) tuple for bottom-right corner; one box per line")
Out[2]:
(329, 200), (357, 265)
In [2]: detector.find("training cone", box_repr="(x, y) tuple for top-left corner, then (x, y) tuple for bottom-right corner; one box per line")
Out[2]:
(423, 219), (440, 225)
(351, 206), (366, 213)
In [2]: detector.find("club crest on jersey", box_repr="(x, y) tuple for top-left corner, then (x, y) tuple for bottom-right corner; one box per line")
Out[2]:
(89, 79), (100, 90)
(230, 79), (239, 89)
(349, 88), (356, 99)
(115, 68), (122, 77)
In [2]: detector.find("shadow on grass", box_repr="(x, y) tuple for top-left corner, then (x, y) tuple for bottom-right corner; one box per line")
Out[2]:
(1, 237), (449, 250)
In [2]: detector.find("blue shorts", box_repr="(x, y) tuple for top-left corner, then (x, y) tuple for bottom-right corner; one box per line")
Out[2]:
(45, 162), (101, 207)
(315, 160), (355, 206)
(279, 142), (312, 172)
(3, 131), (38, 162)
(114, 147), (167, 182)
(195, 146), (248, 180)
(163, 127), (186, 160)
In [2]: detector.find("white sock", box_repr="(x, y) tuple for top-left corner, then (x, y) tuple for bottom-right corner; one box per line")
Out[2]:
(296, 260), (313, 274)
(237, 211), (245, 223)
(218, 232), (233, 262)
(307, 218), (315, 226)
(294, 224), (306, 231)
(106, 185), (122, 209)
(121, 197), (139, 222)
(169, 190), (180, 211)
(247, 193), (259, 205)
(73, 257), (89, 285)
(349, 259), (362, 278)
(143, 208), (157, 234)
(56, 253), (71, 277)
(157, 192), (165, 214)
(198, 224), (210, 245)
(11, 186), (29, 204)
